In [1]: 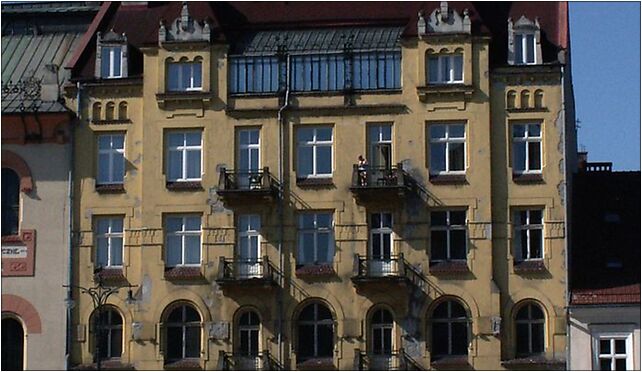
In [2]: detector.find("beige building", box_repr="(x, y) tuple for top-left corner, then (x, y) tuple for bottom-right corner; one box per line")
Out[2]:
(65, 2), (576, 370)
(1, 2), (99, 370)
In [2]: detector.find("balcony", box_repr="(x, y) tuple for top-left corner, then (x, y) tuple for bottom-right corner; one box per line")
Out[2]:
(355, 349), (424, 370)
(219, 351), (283, 371)
(351, 254), (419, 288)
(217, 167), (279, 204)
(215, 256), (279, 288)
(349, 164), (412, 203)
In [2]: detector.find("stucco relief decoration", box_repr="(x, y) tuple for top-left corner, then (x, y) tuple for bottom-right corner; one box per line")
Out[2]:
(418, 1), (471, 36)
(159, 2), (211, 45)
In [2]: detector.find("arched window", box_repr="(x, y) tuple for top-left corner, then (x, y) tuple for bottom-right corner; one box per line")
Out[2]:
(165, 304), (201, 362)
(91, 307), (123, 360)
(431, 300), (469, 359)
(520, 90), (530, 109)
(534, 90), (544, 109)
(1, 317), (24, 370)
(370, 308), (393, 356)
(118, 102), (128, 121)
(105, 102), (115, 121)
(92, 102), (102, 122)
(2, 168), (20, 236)
(297, 303), (334, 362)
(507, 90), (517, 109)
(515, 303), (545, 357)
(238, 311), (260, 357)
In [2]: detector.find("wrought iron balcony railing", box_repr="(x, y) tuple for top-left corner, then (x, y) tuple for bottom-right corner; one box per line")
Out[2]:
(219, 351), (283, 371)
(217, 167), (279, 202)
(351, 253), (425, 289)
(356, 349), (424, 370)
(350, 163), (412, 202)
(216, 256), (279, 287)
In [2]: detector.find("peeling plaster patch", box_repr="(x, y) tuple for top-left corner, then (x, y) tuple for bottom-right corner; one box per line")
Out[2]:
(141, 274), (152, 304)
(557, 182), (565, 206)
(131, 154), (142, 165)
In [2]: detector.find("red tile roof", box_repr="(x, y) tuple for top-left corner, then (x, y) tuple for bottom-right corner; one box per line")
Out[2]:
(571, 284), (641, 305)
(69, 1), (570, 79)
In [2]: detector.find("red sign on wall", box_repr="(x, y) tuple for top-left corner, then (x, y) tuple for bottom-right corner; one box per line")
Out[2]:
(1, 230), (36, 276)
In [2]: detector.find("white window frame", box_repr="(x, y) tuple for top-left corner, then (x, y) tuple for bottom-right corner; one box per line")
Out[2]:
(165, 305), (201, 360)
(370, 212), (393, 258)
(168, 62), (203, 92)
(297, 126), (333, 178)
(166, 131), (203, 182)
(514, 32), (536, 65)
(514, 209), (544, 261)
(95, 216), (124, 268)
(592, 329), (635, 371)
(430, 210), (468, 262)
(97, 133), (125, 185)
(371, 309), (394, 356)
(238, 311), (261, 357)
(368, 124), (393, 169)
(102, 46), (123, 79)
(297, 212), (334, 265)
(428, 54), (464, 84)
(165, 215), (202, 267)
(429, 123), (466, 175)
(512, 123), (542, 174)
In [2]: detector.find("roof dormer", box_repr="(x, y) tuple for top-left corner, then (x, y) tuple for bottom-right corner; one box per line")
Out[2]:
(158, 2), (211, 46)
(95, 30), (128, 79)
(507, 15), (542, 65)
(418, 1), (471, 36)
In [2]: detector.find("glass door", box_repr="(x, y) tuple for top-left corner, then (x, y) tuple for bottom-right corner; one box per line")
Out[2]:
(238, 129), (260, 189)
(369, 212), (394, 276)
(237, 215), (261, 278)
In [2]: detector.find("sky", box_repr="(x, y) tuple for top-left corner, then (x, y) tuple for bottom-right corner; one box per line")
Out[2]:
(569, 2), (641, 171)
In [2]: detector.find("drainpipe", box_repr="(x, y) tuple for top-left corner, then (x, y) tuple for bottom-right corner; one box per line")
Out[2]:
(276, 54), (291, 368)
(65, 82), (80, 370)
(560, 63), (571, 369)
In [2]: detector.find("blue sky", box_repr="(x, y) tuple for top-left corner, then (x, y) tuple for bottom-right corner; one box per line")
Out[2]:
(569, 3), (641, 170)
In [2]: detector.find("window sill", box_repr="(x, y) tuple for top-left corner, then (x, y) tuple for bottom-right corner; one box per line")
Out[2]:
(164, 266), (205, 281)
(429, 174), (467, 184)
(295, 264), (335, 277)
(94, 267), (127, 283)
(512, 173), (544, 184)
(501, 356), (565, 367)
(92, 119), (132, 125)
(296, 177), (334, 187)
(417, 84), (474, 100)
(431, 355), (470, 366)
(96, 184), (125, 193)
(71, 360), (135, 370)
(506, 107), (548, 113)
(164, 359), (202, 370)
(166, 181), (203, 191)
(296, 357), (335, 370)
(513, 260), (547, 273)
(156, 91), (213, 107)
(429, 261), (469, 275)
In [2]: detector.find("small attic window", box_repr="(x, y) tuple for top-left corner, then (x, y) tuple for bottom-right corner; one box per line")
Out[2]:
(514, 33), (536, 65)
(95, 30), (129, 80)
(508, 16), (542, 66)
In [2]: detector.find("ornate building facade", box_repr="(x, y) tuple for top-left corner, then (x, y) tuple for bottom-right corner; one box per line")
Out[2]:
(65, 2), (576, 369)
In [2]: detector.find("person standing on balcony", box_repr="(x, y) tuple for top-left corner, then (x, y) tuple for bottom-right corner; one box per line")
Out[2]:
(358, 155), (368, 186)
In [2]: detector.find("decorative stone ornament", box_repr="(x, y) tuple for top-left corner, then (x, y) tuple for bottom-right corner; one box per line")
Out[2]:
(418, 1), (471, 35)
(158, 1), (211, 44)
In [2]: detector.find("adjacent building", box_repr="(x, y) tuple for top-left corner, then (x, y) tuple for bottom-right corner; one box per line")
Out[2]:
(65, 2), (576, 370)
(1, 2), (99, 370)
(568, 156), (641, 370)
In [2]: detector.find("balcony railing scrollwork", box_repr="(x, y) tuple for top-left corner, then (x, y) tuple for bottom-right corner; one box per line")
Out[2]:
(350, 163), (413, 202)
(352, 253), (419, 287)
(217, 167), (280, 203)
(219, 350), (283, 371)
(216, 256), (280, 288)
(355, 349), (424, 370)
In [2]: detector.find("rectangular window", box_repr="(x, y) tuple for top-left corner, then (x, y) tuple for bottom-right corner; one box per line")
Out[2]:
(95, 216), (124, 268)
(512, 123), (542, 174)
(514, 209), (543, 261)
(296, 126), (332, 179)
(166, 131), (202, 182)
(430, 210), (467, 261)
(165, 215), (201, 267)
(101, 46), (122, 78)
(515, 33), (536, 65)
(167, 62), (202, 92)
(429, 123), (466, 174)
(352, 51), (401, 90)
(297, 212), (334, 265)
(368, 124), (392, 169)
(229, 56), (279, 94)
(428, 54), (463, 84)
(292, 54), (345, 92)
(237, 214), (261, 278)
(594, 332), (634, 371)
(97, 134), (125, 185)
